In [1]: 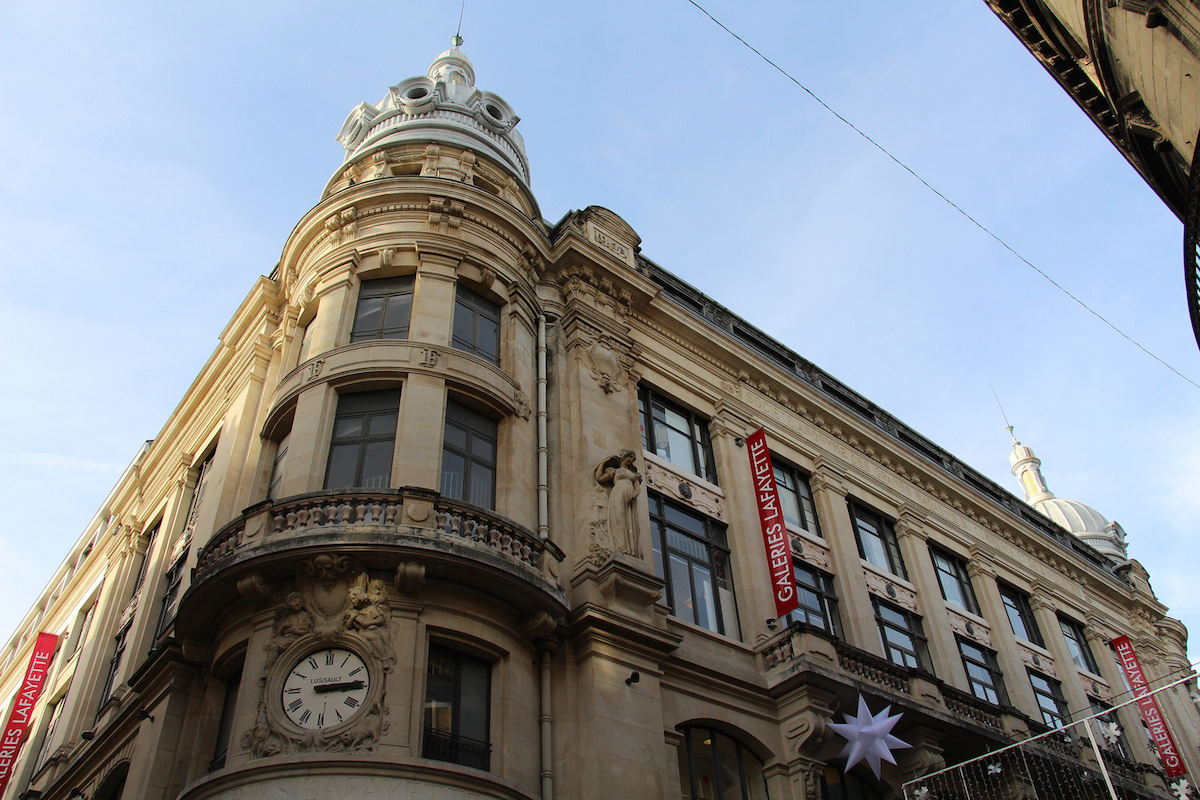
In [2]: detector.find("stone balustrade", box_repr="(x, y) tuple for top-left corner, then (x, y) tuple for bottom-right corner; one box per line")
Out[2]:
(196, 489), (549, 578)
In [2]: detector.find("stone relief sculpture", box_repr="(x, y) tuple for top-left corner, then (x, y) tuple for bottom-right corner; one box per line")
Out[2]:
(264, 591), (314, 668)
(345, 578), (394, 670)
(594, 450), (644, 558)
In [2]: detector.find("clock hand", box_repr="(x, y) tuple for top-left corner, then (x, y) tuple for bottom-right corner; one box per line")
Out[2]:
(312, 680), (366, 694)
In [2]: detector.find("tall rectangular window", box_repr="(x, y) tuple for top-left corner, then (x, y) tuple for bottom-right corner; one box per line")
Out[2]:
(850, 502), (906, 579)
(999, 584), (1043, 647)
(1029, 670), (1068, 728)
(32, 696), (64, 775)
(209, 665), (243, 772)
(774, 463), (820, 537)
(157, 451), (213, 638)
(873, 599), (930, 671)
(452, 286), (500, 364)
(267, 431), (291, 500)
(98, 622), (130, 710)
(1059, 616), (1099, 674)
(931, 547), (979, 614)
(324, 389), (400, 490)
(958, 638), (1005, 704)
(785, 563), (841, 638)
(350, 276), (414, 342)
(638, 386), (716, 483)
(441, 401), (498, 509)
(649, 492), (736, 636)
(131, 522), (160, 595)
(423, 644), (491, 770)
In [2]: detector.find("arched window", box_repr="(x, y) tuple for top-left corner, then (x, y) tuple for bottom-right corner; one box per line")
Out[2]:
(821, 765), (885, 800)
(677, 724), (768, 800)
(93, 761), (130, 800)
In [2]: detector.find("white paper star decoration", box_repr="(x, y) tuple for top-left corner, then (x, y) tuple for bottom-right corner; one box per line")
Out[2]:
(1099, 721), (1122, 747)
(1171, 777), (1191, 800)
(828, 695), (911, 779)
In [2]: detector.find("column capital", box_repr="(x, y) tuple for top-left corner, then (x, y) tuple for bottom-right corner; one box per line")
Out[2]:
(809, 464), (847, 498)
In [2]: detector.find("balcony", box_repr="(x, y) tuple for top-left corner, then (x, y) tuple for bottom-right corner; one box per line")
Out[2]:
(181, 489), (566, 635)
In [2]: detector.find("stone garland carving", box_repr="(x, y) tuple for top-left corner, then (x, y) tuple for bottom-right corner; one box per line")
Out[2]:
(946, 609), (992, 648)
(643, 459), (724, 520)
(791, 534), (832, 573)
(862, 570), (920, 613)
(1019, 642), (1056, 677)
(594, 450), (644, 558)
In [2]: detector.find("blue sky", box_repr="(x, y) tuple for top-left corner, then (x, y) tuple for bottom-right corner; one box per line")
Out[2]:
(1, 1), (1197, 664)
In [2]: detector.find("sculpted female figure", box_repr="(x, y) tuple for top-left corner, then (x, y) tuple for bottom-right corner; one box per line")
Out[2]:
(595, 449), (644, 558)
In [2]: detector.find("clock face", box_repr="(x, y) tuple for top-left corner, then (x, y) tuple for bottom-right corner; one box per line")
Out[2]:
(281, 647), (371, 730)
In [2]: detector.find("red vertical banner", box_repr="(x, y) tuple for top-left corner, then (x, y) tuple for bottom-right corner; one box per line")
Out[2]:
(746, 429), (799, 618)
(0, 632), (59, 795)
(1112, 635), (1187, 778)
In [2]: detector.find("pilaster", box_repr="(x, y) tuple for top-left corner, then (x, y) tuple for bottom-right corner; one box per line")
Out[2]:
(809, 465), (877, 655)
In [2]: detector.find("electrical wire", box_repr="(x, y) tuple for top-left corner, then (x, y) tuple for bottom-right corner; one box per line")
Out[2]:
(685, 0), (1200, 390)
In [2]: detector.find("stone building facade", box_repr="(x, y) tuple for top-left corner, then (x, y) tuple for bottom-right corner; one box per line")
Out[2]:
(1, 46), (1196, 800)
(982, 0), (1200, 349)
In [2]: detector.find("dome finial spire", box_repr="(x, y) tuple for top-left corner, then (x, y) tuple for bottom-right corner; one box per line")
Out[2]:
(453, 0), (466, 48)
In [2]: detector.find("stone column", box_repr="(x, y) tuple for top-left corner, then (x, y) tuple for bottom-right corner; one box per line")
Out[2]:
(809, 465), (877, 655)
(968, 555), (1038, 714)
(1029, 591), (1089, 722)
(892, 510), (955, 685)
(1082, 620), (1157, 765)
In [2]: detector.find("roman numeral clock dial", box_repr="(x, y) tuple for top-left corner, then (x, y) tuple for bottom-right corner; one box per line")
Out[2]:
(280, 647), (371, 730)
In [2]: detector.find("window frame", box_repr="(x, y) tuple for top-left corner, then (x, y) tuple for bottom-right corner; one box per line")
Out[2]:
(440, 400), (499, 510)
(323, 389), (400, 491)
(637, 386), (717, 484)
(872, 598), (930, 672)
(350, 275), (415, 343)
(999, 583), (1043, 647)
(423, 643), (492, 771)
(785, 562), (841, 639)
(648, 492), (735, 636)
(849, 501), (907, 579)
(957, 637), (1006, 705)
(1028, 669), (1068, 728)
(677, 724), (768, 800)
(1058, 615), (1100, 674)
(773, 461), (821, 537)
(930, 546), (979, 614)
(451, 284), (501, 365)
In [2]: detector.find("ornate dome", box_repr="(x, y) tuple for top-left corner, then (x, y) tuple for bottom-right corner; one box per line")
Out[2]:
(1008, 429), (1127, 563)
(331, 43), (530, 193)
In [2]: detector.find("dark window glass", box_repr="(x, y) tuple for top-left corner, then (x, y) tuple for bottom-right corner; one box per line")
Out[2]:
(638, 386), (716, 483)
(267, 431), (290, 500)
(649, 492), (735, 636)
(423, 644), (491, 770)
(157, 451), (214, 638)
(451, 285), (500, 364)
(324, 390), (399, 490)
(774, 463), (820, 537)
(958, 638), (1005, 705)
(1059, 616), (1099, 674)
(1029, 670), (1067, 728)
(785, 563), (841, 638)
(999, 584), (1043, 647)
(931, 547), (978, 614)
(209, 666), (243, 771)
(678, 725), (768, 800)
(350, 277), (414, 342)
(32, 696), (64, 774)
(1089, 698), (1129, 759)
(97, 622), (130, 711)
(850, 502), (906, 579)
(873, 599), (930, 671)
(441, 401), (498, 509)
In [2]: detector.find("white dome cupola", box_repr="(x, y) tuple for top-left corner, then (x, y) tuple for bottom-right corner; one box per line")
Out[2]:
(330, 40), (530, 198)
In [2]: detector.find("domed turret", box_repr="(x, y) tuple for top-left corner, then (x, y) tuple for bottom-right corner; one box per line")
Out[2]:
(1008, 427), (1128, 563)
(328, 41), (530, 200)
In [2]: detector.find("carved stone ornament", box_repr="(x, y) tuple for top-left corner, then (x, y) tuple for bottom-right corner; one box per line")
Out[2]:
(792, 535), (832, 572)
(786, 710), (828, 756)
(643, 458), (724, 520)
(947, 609), (992, 647)
(583, 336), (634, 394)
(344, 578), (396, 670)
(297, 554), (364, 635)
(325, 206), (358, 245)
(863, 569), (919, 613)
(593, 450), (644, 558)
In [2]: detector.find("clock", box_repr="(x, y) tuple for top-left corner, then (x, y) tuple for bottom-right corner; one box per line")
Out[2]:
(280, 647), (371, 730)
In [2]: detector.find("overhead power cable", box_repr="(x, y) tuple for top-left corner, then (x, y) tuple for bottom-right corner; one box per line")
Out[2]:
(685, 0), (1199, 390)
